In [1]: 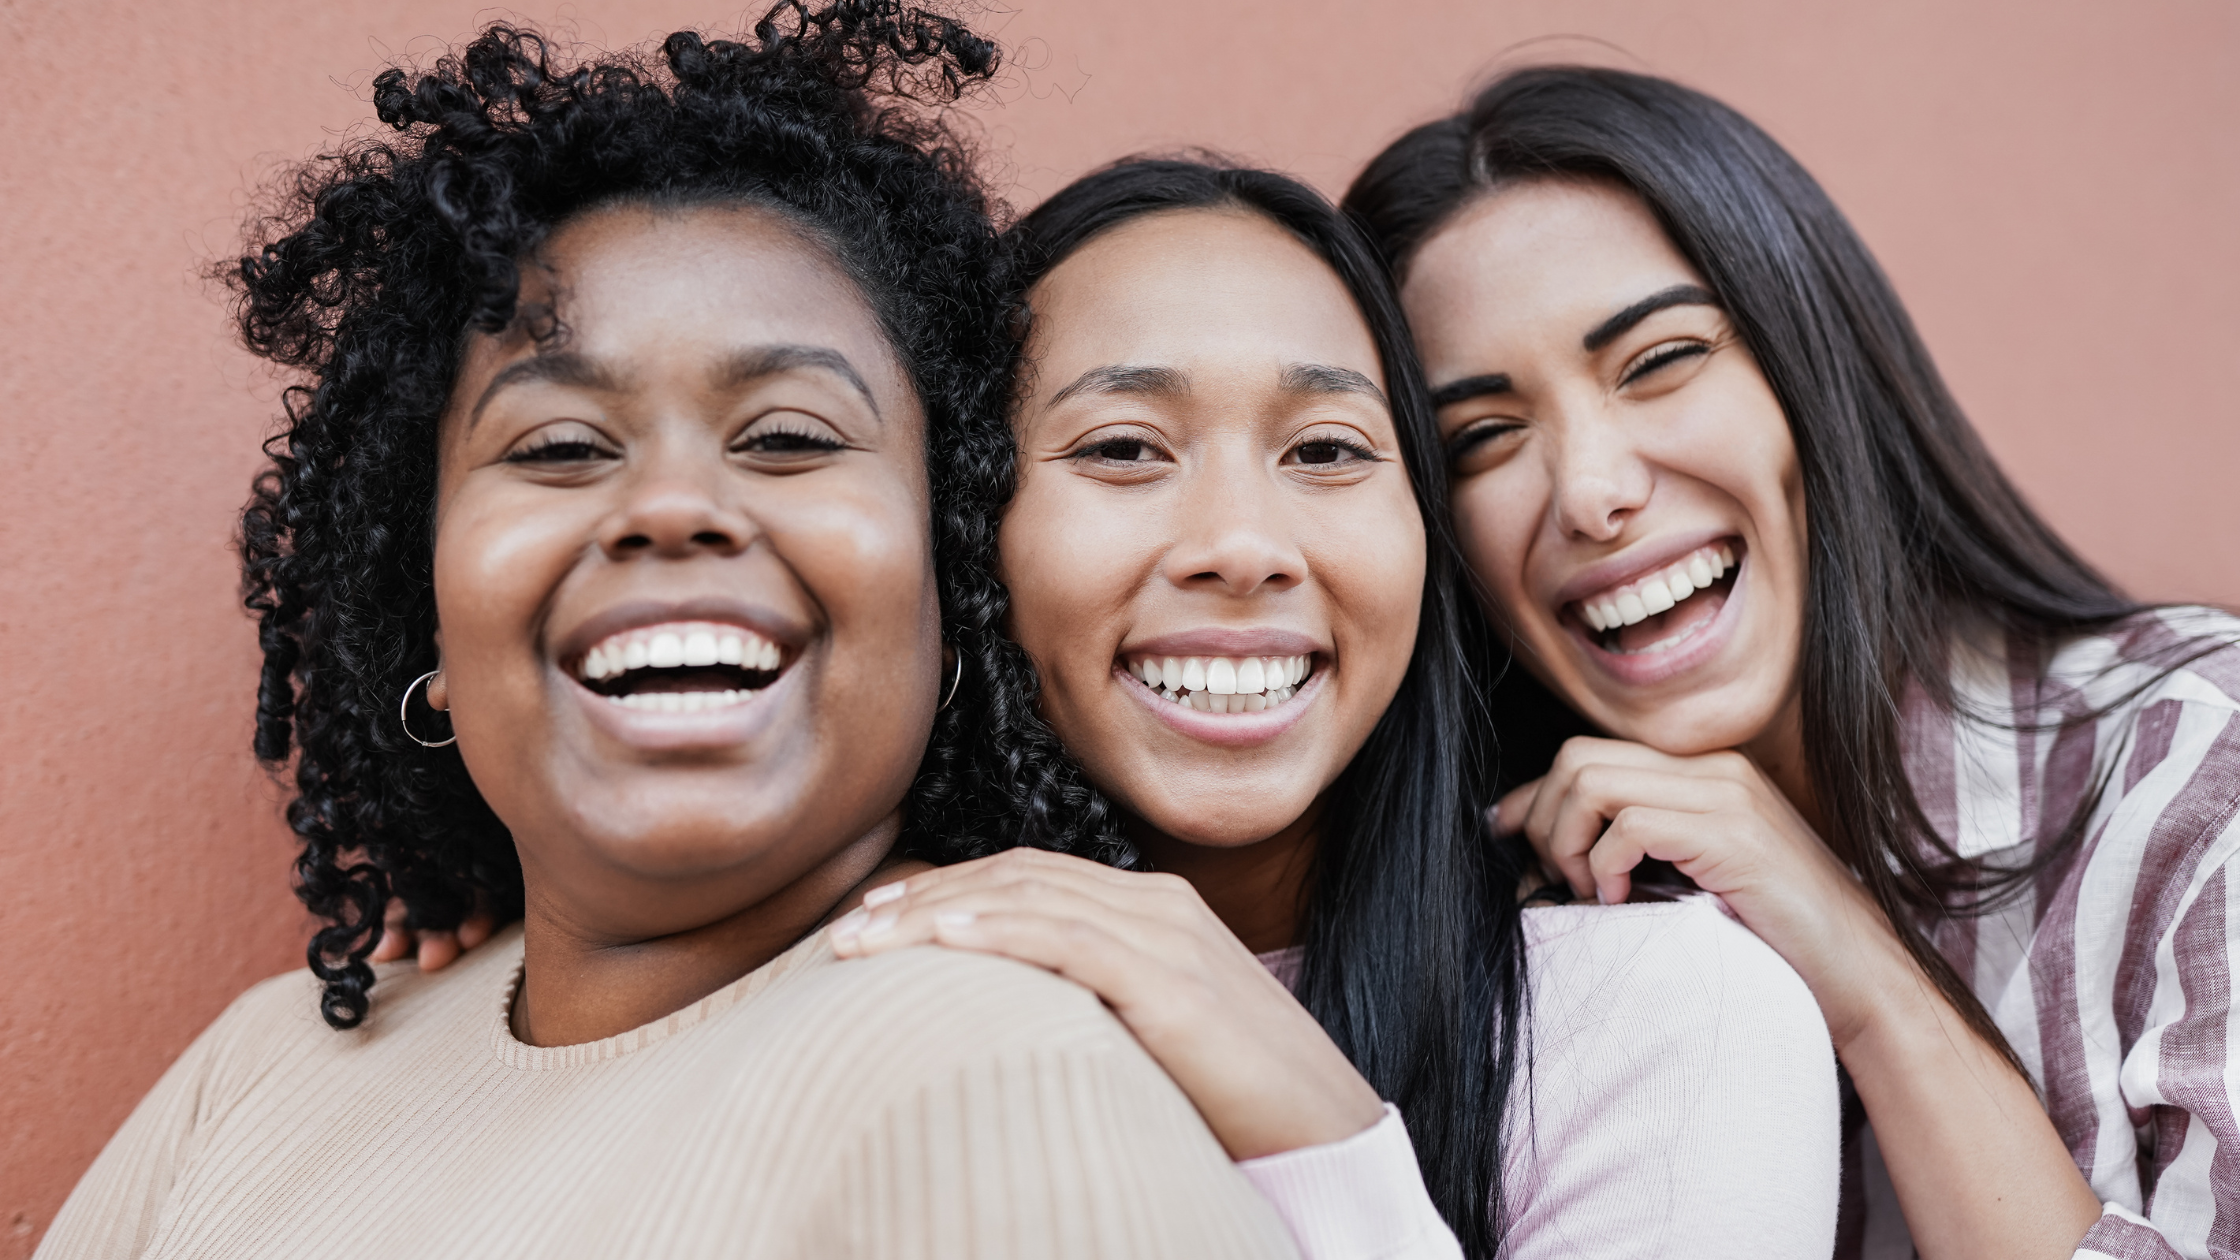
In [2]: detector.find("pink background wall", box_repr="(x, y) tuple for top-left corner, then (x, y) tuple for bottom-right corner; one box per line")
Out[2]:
(2, 0), (2232, 1248)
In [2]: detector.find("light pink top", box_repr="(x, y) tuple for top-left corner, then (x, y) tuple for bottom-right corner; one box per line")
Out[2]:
(1243, 896), (1841, 1259)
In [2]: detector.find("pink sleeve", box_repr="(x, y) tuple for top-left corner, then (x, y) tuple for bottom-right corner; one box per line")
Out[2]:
(1236, 1104), (1462, 1260)
(1500, 900), (1840, 1258)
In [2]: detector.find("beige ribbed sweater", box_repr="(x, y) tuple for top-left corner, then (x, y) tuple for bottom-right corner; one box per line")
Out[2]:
(37, 925), (1298, 1260)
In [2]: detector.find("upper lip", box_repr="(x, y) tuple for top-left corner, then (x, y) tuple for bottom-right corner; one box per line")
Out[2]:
(1121, 628), (1327, 658)
(1551, 529), (1741, 609)
(552, 597), (812, 670)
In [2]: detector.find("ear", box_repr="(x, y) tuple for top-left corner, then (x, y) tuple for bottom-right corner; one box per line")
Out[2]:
(426, 630), (448, 711)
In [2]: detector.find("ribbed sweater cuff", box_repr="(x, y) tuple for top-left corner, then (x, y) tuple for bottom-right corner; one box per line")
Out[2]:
(1236, 1104), (1463, 1260)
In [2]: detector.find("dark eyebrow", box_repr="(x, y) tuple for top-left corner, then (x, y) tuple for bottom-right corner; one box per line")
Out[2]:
(715, 344), (881, 422)
(1582, 284), (1722, 352)
(468, 352), (625, 429)
(1047, 364), (1190, 408)
(467, 343), (883, 430)
(1279, 363), (1388, 406)
(1428, 373), (1512, 409)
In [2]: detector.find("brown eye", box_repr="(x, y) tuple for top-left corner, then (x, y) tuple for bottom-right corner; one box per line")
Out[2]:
(1296, 441), (1344, 464)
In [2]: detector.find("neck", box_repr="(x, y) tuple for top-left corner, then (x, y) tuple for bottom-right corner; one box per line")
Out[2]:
(510, 814), (901, 1048)
(1133, 804), (1319, 955)
(1743, 693), (1826, 835)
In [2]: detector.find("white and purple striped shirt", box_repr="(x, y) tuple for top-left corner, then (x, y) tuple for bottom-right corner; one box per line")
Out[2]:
(1846, 606), (2240, 1258)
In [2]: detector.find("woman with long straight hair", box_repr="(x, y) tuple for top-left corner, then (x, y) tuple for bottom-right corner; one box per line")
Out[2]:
(833, 157), (1839, 1259)
(1344, 66), (2240, 1258)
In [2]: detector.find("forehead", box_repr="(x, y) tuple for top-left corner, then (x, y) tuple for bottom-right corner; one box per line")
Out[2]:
(1406, 178), (1705, 339)
(1025, 207), (1384, 391)
(483, 204), (912, 403)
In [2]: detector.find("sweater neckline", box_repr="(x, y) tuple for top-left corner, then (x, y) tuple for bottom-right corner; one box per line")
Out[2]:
(488, 926), (834, 1071)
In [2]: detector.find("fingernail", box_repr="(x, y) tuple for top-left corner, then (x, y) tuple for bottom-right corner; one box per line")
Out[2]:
(934, 911), (976, 931)
(859, 911), (898, 943)
(862, 882), (907, 909)
(829, 907), (868, 943)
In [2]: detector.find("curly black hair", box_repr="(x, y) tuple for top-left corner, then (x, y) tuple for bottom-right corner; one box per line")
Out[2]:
(231, 1), (1006, 1029)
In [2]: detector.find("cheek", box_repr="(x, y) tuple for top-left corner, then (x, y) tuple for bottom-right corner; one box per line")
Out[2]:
(1450, 472), (1540, 628)
(432, 491), (585, 679)
(1313, 487), (1426, 658)
(996, 472), (1139, 680)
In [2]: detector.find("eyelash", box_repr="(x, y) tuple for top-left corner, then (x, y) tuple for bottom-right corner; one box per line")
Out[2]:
(505, 436), (611, 464)
(1069, 436), (1164, 463)
(736, 422), (845, 455)
(1621, 340), (1710, 386)
(1445, 422), (1520, 462)
(1290, 436), (1378, 465)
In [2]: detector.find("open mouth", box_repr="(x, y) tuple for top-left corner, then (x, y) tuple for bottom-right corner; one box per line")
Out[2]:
(1121, 653), (1315, 714)
(1569, 540), (1740, 657)
(572, 621), (790, 713)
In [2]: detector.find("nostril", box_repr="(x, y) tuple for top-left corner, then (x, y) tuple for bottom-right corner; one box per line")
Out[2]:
(690, 530), (731, 547)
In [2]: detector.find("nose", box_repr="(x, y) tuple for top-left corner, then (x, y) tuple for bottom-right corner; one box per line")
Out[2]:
(1546, 403), (1654, 543)
(599, 445), (755, 561)
(1161, 456), (1306, 597)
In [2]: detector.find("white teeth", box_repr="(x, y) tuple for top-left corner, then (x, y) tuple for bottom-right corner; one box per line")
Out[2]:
(578, 621), (786, 688)
(1237, 658), (1266, 692)
(1123, 652), (1314, 715)
(683, 632), (718, 667)
(606, 688), (754, 712)
(1575, 544), (1738, 637)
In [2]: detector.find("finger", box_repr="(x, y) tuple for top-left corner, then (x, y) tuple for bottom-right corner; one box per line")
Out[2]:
(1541, 763), (1737, 897)
(371, 898), (414, 963)
(1585, 805), (1728, 905)
(416, 931), (462, 971)
(1493, 780), (1541, 837)
(866, 850), (1203, 929)
(923, 909), (1200, 1022)
(456, 912), (495, 951)
(371, 926), (413, 963)
(835, 877), (1195, 974)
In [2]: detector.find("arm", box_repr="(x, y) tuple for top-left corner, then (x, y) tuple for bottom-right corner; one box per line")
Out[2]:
(1507, 737), (2101, 1260)
(806, 1034), (1302, 1259)
(830, 850), (1459, 1260)
(1498, 901), (1838, 1258)
(34, 992), (247, 1259)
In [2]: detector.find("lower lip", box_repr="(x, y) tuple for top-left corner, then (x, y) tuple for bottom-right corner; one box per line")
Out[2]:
(1571, 556), (1746, 688)
(1117, 664), (1324, 748)
(568, 665), (795, 751)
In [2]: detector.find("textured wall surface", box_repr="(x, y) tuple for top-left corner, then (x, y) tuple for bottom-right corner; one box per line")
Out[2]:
(1, 0), (2232, 1249)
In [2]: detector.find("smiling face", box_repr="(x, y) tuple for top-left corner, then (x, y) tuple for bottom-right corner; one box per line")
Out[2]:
(432, 203), (941, 941)
(1401, 178), (1807, 755)
(1000, 207), (1424, 851)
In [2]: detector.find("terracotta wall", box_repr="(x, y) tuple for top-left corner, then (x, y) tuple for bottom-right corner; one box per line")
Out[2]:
(1, 0), (2231, 1248)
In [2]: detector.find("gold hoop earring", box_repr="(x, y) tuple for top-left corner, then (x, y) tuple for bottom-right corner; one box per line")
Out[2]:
(938, 649), (964, 712)
(399, 669), (457, 748)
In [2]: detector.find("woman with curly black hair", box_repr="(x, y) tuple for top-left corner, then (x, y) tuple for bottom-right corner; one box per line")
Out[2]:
(34, 12), (1300, 1259)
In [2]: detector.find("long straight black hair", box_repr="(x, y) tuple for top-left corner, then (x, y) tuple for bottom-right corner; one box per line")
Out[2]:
(1343, 66), (2153, 1067)
(907, 158), (1529, 1257)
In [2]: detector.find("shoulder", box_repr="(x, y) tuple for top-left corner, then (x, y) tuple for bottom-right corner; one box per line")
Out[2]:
(1503, 899), (1840, 1248)
(1522, 895), (1825, 1044)
(2052, 606), (2240, 716)
(776, 940), (1144, 1083)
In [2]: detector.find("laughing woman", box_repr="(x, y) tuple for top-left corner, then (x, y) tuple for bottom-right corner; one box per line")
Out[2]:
(833, 160), (1840, 1258)
(1344, 67), (2240, 1258)
(34, 14), (1300, 1259)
